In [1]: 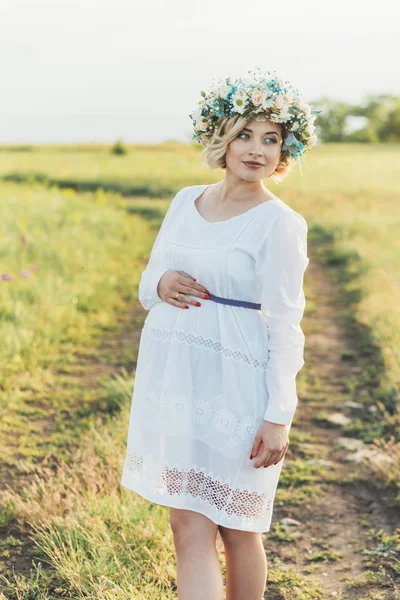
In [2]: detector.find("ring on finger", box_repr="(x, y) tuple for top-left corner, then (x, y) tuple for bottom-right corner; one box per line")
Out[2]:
(175, 292), (180, 299)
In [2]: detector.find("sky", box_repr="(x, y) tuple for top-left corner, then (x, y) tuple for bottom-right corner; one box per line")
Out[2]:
(1, 0), (399, 144)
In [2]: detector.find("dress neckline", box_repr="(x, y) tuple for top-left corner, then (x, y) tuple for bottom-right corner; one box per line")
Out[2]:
(192, 184), (280, 225)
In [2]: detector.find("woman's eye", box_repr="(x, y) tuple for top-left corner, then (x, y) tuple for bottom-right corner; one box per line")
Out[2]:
(238, 133), (277, 143)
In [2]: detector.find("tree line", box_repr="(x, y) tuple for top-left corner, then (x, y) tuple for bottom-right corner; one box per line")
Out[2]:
(313, 94), (400, 143)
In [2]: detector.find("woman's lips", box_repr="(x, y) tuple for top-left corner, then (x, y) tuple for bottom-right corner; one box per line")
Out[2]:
(243, 161), (264, 169)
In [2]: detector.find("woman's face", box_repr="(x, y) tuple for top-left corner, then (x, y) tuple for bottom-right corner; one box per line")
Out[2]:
(225, 117), (283, 180)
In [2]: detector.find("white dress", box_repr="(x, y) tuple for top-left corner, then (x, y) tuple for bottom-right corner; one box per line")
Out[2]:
(120, 183), (309, 533)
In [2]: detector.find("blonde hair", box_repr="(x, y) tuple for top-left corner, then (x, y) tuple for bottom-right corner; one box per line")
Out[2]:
(199, 113), (294, 184)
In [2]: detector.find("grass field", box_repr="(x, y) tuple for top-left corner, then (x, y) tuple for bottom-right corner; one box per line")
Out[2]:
(0, 142), (399, 598)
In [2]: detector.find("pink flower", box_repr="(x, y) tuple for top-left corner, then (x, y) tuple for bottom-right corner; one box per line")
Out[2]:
(21, 269), (30, 279)
(251, 90), (263, 106)
(2, 273), (12, 281)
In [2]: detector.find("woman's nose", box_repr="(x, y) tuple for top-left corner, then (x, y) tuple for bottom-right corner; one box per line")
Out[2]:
(250, 140), (262, 153)
(250, 146), (262, 156)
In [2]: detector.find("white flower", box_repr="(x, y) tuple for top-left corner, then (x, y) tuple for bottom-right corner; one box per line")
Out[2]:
(191, 106), (203, 122)
(193, 399), (214, 425)
(234, 416), (258, 441)
(236, 416), (264, 451)
(217, 83), (232, 98)
(303, 103), (312, 115)
(173, 394), (188, 412)
(291, 121), (300, 132)
(274, 105), (292, 123)
(261, 95), (275, 110)
(231, 90), (248, 114)
(212, 406), (238, 435)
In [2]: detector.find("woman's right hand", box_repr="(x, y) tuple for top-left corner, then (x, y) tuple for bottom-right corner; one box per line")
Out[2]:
(157, 270), (210, 309)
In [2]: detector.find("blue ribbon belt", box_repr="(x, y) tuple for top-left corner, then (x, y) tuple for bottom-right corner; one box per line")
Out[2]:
(208, 293), (261, 311)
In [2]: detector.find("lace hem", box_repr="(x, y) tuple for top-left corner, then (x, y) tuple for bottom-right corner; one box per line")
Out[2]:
(143, 324), (269, 370)
(121, 451), (275, 532)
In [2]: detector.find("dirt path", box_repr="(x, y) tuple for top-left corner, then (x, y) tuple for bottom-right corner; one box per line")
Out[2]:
(218, 255), (400, 599)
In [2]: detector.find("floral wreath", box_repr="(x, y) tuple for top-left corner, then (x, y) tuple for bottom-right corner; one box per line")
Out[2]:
(189, 67), (321, 167)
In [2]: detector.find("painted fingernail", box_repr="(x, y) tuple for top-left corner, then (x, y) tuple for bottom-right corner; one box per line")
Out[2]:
(204, 289), (210, 294)
(196, 302), (201, 306)
(264, 465), (269, 468)
(249, 454), (253, 460)
(203, 294), (210, 299)
(184, 305), (189, 309)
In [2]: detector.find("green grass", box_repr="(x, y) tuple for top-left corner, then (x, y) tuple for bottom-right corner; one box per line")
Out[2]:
(0, 141), (208, 198)
(0, 183), (131, 380)
(0, 409), (180, 598)
(0, 141), (400, 597)
(266, 567), (325, 599)
(0, 181), (174, 469)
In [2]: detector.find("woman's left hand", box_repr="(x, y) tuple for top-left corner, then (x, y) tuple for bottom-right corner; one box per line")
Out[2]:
(250, 421), (289, 468)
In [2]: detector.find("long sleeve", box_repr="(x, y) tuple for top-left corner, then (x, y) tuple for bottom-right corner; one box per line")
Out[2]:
(138, 187), (187, 311)
(255, 208), (310, 425)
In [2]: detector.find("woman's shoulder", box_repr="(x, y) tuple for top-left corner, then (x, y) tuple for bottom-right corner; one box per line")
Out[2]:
(170, 185), (200, 205)
(248, 198), (307, 255)
(166, 186), (195, 213)
(268, 197), (308, 233)
(175, 184), (202, 196)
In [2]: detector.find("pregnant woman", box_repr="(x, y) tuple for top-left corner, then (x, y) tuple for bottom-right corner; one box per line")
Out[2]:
(121, 67), (319, 599)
